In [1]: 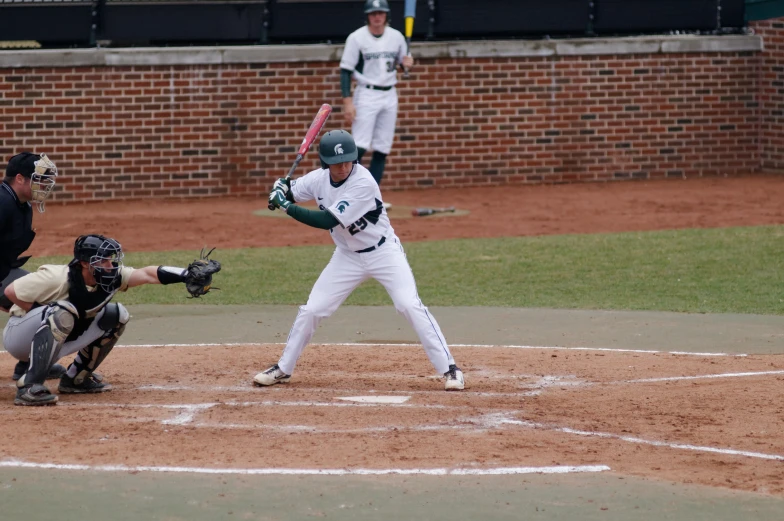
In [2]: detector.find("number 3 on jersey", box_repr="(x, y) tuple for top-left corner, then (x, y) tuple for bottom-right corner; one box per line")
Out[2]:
(386, 61), (395, 73)
(348, 217), (368, 235)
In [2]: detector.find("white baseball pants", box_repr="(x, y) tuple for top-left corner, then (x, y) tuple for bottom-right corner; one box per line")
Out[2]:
(277, 237), (455, 375)
(352, 86), (398, 155)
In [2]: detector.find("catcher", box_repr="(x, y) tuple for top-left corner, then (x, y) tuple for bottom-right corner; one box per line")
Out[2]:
(2, 234), (220, 406)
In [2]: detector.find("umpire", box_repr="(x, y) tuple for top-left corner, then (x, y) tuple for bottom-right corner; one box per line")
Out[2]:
(0, 152), (58, 312)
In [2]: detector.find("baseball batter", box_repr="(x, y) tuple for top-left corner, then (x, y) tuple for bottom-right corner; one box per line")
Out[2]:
(255, 130), (464, 391)
(341, 0), (413, 185)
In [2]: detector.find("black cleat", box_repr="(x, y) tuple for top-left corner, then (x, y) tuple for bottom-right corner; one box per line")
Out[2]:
(14, 384), (58, 406)
(59, 373), (113, 394)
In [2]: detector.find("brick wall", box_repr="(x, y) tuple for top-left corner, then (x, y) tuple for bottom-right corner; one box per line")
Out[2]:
(0, 33), (777, 202)
(397, 53), (758, 186)
(753, 18), (784, 170)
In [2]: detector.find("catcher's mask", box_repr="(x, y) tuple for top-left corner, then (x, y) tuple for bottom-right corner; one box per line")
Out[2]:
(5, 152), (58, 213)
(318, 130), (358, 169)
(73, 234), (124, 293)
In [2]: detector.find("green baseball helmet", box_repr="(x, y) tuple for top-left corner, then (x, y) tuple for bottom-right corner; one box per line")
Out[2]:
(364, 0), (390, 13)
(318, 130), (358, 166)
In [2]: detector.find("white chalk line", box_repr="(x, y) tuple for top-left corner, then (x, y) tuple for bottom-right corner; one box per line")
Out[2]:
(29, 401), (784, 463)
(622, 370), (784, 384)
(4, 366), (782, 397)
(127, 404), (784, 462)
(106, 342), (748, 357)
(485, 413), (784, 462)
(0, 459), (610, 476)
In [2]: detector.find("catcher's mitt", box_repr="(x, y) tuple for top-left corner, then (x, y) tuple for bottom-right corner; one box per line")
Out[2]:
(185, 247), (221, 298)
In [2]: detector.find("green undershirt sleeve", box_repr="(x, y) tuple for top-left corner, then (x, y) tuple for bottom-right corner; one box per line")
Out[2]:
(340, 69), (353, 99)
(286, 205), (340, 230)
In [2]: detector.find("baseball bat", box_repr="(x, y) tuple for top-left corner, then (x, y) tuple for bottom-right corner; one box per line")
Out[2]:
(403, 0), (416, 79)
(411, 206), (455, 217)
(268, 103), (332, 210)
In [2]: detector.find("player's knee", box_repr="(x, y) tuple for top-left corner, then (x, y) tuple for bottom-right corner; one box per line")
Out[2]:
(98, 303), (129, 330)
(98, 303), (129, 341)
(392, 297), (419, 316)
(301, 302), (335, 319)
(47, 301), (78, 343)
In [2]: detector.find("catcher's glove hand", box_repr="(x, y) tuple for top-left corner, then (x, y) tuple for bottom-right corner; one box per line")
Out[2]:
(185, 247), (222, 298)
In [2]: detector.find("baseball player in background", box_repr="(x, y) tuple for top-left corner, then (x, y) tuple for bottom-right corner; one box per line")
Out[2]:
(255, 129), (465, 391)
(3, 234), (220, 406)
(341, 0), (413, 187)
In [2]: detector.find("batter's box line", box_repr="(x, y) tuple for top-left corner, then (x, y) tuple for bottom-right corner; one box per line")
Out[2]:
(110, 342), (748, 357)
(486, 413), (784, 463)
(0, 460), (611, 477)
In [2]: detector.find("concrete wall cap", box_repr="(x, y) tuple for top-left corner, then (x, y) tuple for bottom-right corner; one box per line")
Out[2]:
(0, 35), (763, 68)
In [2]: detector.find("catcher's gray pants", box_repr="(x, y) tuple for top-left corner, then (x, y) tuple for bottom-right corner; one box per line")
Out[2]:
(3, 304), (122, 362)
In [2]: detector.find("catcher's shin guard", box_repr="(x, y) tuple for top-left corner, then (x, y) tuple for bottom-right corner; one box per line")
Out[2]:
(17, 302), (76, 388)
(69, 303), (128, 386)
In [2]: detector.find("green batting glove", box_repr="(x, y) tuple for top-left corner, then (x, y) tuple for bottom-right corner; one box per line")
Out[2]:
(272, 177), (291, 196)
(269, 188), (291, 212)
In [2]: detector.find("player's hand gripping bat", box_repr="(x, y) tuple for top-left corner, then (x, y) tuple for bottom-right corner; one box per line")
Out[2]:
(411, 206), (456, 217)
(268, 103), (332, 210)
(403, 0), (416, 79)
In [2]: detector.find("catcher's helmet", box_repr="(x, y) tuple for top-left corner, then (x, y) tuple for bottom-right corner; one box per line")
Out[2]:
(318, 130), (358, 166)
(73, 234), (124, 292)
(364, 0), (390, 13)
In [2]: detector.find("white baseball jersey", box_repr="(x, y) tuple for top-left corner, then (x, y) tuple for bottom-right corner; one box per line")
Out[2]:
(291, 163), (391, 252)
(340, 25), (407, 88)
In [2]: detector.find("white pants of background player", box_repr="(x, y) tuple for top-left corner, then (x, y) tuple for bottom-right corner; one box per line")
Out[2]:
(351, 86), (398, 155)
(277, 236), (456, 375)
(3, 305), (119, 361)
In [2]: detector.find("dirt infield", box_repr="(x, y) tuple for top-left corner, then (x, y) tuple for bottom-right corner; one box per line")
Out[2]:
(1, 343), (783, 495)
(2, 174), (784, 503)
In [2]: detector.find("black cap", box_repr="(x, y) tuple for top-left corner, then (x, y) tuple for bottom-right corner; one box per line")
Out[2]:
(5, 152), (40, 179)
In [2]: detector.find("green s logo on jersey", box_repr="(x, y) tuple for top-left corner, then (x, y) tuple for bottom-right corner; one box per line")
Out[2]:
(336, 200), (350, 214)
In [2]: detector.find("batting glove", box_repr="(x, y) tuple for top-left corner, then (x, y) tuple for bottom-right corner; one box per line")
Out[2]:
(272, 177), (291, 196)
(269, 188), (291, 212)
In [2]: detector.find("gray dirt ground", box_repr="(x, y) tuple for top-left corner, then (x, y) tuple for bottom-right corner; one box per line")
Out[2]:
(2, 305), (783, 520)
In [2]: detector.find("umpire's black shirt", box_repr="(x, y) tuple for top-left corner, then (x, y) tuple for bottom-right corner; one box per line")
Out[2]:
(0, 180), (35, 282)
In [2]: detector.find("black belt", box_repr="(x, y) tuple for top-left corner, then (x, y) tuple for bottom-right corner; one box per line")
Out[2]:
(355, 236), (386, 253)
(365, 84), (393, 91)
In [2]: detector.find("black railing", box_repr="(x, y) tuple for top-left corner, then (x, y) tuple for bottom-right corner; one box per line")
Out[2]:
(0, 0), (747, 48)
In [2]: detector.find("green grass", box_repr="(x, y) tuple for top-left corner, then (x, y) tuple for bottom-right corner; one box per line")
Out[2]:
(26, 225), (784, 315)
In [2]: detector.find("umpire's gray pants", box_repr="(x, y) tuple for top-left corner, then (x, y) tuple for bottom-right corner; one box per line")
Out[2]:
(3, 305), (111, 362)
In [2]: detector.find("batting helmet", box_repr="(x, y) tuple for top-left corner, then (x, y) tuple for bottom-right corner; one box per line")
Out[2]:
(73, 234), (124, 293)
(364, 0), (390, 13)
(318, 130), (358, 166)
